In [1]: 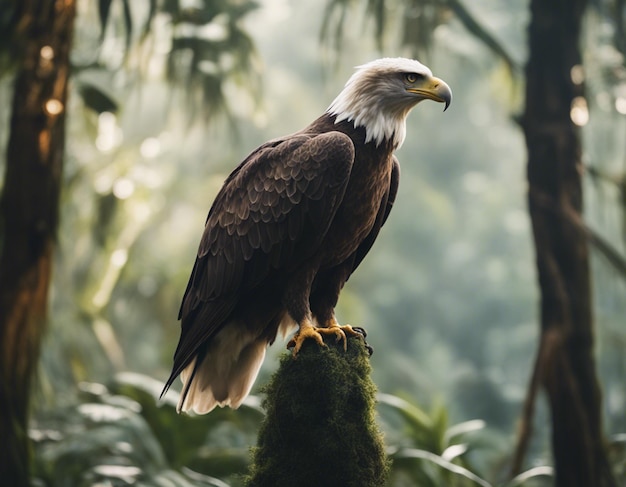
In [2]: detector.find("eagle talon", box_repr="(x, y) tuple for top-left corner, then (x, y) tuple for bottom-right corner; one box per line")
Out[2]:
(347, 326), (374, 356)
(287, 323), (327, 357)
(321, 323), (362, 351)
(352, 326), (367, 339)
(288, 322), (364, 355)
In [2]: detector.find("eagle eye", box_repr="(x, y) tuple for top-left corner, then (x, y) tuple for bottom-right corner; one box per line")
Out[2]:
(404, 72), (422, 84)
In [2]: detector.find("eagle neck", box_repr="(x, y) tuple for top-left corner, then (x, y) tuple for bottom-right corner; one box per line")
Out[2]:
(317, 113), (396, 155)
(326, 96), (407, 149)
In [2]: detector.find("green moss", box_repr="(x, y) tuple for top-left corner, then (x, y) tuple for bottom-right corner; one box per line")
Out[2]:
(246, 334), (389, 487)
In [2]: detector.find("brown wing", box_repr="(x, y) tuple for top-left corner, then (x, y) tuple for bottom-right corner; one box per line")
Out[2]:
(162, 131), (355, 394)
(348, 156), (400, 276)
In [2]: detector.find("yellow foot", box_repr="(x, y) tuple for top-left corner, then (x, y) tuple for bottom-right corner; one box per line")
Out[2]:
(287, 318), (362, 356)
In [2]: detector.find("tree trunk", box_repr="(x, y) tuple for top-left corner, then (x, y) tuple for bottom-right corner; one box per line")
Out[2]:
(0, 1), (76, 485)
(522, 0), (616, 485)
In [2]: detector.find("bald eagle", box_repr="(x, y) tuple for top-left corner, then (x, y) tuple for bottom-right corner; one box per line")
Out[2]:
(162, 58), (451, 414)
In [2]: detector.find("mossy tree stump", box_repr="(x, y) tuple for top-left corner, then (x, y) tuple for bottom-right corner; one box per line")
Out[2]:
(246, 333), (388, 487)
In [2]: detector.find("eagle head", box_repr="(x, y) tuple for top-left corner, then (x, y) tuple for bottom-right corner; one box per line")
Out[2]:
(327, 57), (452, 148)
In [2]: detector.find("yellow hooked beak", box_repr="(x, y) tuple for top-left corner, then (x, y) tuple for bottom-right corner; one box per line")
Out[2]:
(407, 76), (452, 111)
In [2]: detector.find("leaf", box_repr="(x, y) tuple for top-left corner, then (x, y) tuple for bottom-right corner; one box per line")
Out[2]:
(506, 466), (554, 486)
(441, 443), (468, 462)
(444, 419), (486, 445)
(145, 469), (200, 487)
(121, 0), (133, 49)
(35, 401), (167, 484)
(92, 464), (143, 483)
(187, 447), (251, 479)
(377, 393), (435, 447)
(390, 447), (493, 487)
(181, 467), (232, 487)
(111, 372), (263, 469)
(98, 0), (114, 39)
(78, 82), (119, 114)
(430, 402), (449, 452)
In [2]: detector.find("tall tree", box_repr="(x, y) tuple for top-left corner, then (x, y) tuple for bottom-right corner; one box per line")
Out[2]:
(517, 0), (616, 484)
(0, 1), (77, 485)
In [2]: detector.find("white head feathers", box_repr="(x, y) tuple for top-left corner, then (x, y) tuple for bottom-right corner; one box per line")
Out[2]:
(327, 58), (447, 148)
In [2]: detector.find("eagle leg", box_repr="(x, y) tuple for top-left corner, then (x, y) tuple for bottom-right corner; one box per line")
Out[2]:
(287, 316), (362, 356)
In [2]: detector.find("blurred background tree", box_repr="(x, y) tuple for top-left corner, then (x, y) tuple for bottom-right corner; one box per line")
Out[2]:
(0, 2), (77, 484)
(0, 0), (625, 486)
(518, 0), (614, 484)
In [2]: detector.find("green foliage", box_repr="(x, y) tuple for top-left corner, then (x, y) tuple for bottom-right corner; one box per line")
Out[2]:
(607, 434), (626, 483)
(321, 0), (517, 74)
(29, 371), (557, 487)
(161, 0), (262, 122)
(378, 394), (553, 487)
(32, 373), (263, 487)
(97, 0), (157, 48)
(380, 393), (488, 486)
(247, 335), (389, 487)
(44, 0), (261, 120)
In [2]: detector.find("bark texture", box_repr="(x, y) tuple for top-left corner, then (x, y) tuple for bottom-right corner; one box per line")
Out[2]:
(519, 0), (616, 485)
(0, 1), (76, 485)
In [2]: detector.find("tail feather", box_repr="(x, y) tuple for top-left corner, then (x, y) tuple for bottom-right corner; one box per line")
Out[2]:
(176, 323), (267, 414)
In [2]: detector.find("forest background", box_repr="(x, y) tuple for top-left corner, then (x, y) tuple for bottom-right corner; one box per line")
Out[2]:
(0, 0), (625, 486)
